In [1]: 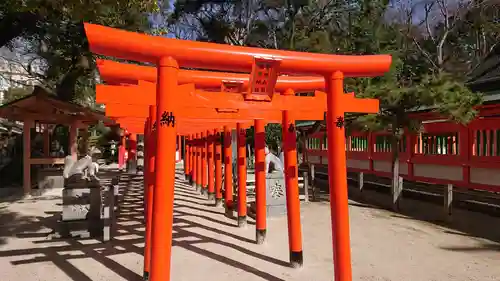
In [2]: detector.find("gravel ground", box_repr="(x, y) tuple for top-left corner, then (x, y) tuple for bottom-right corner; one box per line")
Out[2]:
(0, 172), (499, 281)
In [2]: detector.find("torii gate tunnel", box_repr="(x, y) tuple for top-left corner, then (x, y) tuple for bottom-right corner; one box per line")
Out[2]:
(96, 64), (329, 278)
(84, 23), (392, 281)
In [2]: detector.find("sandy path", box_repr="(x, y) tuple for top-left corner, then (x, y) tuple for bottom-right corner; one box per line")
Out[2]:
(0, 173), (499, 281)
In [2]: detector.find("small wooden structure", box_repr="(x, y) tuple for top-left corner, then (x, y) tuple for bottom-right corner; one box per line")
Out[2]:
(0, 86), (113, 194)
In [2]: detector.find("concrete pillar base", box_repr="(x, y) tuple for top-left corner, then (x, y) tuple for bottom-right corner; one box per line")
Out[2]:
(237, 216), (247, 227)
(289, 251), (304, 268)
(127, 160), (137, 174)
(225, 207), (233, 218)
(207, 192), (215, 201)
(215, 198), (223, 207)
(256, 229), (266, 245)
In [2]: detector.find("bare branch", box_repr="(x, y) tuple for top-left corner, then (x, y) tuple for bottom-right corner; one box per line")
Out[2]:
(412, 37), (439, 70)
(0, 53), (47, 86)
(424, 2), (436, 44)
(436, 0), (449, 29)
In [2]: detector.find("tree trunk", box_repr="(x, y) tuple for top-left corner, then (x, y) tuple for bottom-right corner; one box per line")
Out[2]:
(56, 68), (85, 102)
(56, 55), (91, 102)
(391, 130), (402, 211)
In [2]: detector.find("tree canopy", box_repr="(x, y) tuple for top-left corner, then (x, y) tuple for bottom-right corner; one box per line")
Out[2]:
(1, 0), (495, 148)
(167, 0), (491, 151)
(0, 0), (166, 104)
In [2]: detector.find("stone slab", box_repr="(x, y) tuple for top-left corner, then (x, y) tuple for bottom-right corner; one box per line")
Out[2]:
(265, 171), (286, 217)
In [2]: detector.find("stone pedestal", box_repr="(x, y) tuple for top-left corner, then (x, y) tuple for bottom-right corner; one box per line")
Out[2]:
(265, 172), (287, 216)
(58, 175), (117, 241)
(136, 141), (144, 174)
(102, 176), (119, 241)
(127, 159), (137, 174)
(60, 177), (101, 239)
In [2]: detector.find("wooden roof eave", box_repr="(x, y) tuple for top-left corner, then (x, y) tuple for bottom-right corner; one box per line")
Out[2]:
(0, 89), (113, 125)
(33, 92), (114, 125)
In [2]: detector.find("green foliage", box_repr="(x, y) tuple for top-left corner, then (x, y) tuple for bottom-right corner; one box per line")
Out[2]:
(349, 54), (482, 135)
(245, 123), (282, 153)
(0, 0), (165, 104)
(168, 0), (486, 147)
(97, 125), (121, 147)
(418, 72), (483, 124)
(265, 123), (282, 152)
(2, 86), (33, 104)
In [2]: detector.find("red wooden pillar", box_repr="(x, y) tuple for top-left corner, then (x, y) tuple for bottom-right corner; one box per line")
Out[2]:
(325, 71), (352, 281)
(150, 57), (178, 281)
(368, 132), (374, 171)
(143, 105), (157, 280)
(119, 132), (126, 170)
(223, 126), (233, 216)
(143, 118), (150, 214)
(190, 133), (195, 186)
(319, 136), (324, 164)
(201, 131), (208, 195)
(22, 119), (32, 195)
(207, 130), (215, 200)
(185, 136), (190, 181)
(128, 133), (138, 173)
(214, 129), (223, 207)
(195, 133), (202, 192)
(460, 125), (471, 184)
(254, 119), (266, 244)
(406, 131), (416, 178)
(43, 124), (50, 157)
(282, 89), (303, 267)
(237, 123), (247, 227)
(177, 135), (181, 162)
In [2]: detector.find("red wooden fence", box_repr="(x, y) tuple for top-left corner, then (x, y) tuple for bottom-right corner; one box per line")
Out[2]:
(304, 117), (500, 192)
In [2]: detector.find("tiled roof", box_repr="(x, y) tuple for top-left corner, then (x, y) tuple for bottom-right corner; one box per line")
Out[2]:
(467, 44), (500, 95)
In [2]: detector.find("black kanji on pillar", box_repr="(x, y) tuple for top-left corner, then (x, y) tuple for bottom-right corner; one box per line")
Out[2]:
(335, 116), (345, 128)
(160, 111), (176, 127)
(152, 121), (157, 131)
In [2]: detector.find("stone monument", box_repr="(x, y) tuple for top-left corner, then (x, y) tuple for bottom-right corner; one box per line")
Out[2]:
(57, 151), (116, 241)
(247, 147), (287, 216)
(264, 147), (287, 216)
(136, 139), (144, 174)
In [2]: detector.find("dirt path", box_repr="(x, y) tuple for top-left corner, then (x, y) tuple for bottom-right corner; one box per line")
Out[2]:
(0, 174), (499, 281)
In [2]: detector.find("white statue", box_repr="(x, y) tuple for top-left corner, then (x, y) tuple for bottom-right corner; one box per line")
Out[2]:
(63, 155), (76, 179)
(278, 141), (285, 166)
(63, 146), (101, 182)
(265, 146), (284, 174)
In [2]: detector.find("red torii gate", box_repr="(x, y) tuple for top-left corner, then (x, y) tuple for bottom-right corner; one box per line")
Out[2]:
(96, 58), (326, 92)
(84, 23), (391, 281)
(97, 78), (328, 275)
(94, 58), (365, 176)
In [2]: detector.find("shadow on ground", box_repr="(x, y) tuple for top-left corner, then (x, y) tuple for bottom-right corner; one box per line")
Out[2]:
(0, 208), (44, 246)
(305, 175), (500, 253)
(0, 171), (289, 280)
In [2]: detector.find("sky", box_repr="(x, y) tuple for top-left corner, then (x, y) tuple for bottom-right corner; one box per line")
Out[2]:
(149, 0), (457, 40)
